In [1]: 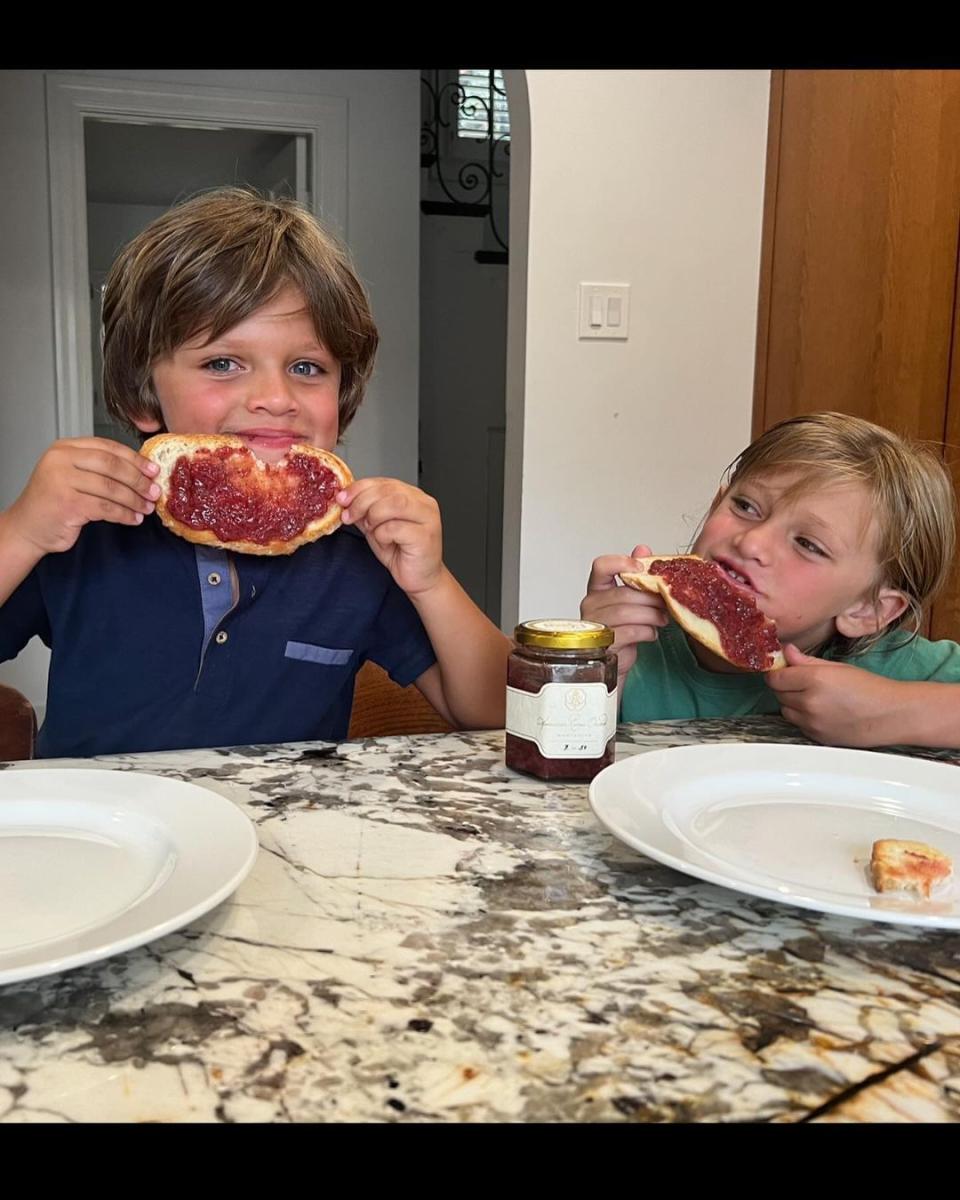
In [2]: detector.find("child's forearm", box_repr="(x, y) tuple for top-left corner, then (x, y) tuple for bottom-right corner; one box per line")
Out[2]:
(0, 510), (44, 607)
(409, 566), (511, 728)
(876, 681), (960, 750)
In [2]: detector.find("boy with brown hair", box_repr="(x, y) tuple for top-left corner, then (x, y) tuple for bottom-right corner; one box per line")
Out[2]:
(0, 188), (510, 756)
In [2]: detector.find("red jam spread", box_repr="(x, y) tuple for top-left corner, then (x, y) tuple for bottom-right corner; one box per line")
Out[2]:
(166, 447), (339, 544)
(650, 557), (782, 670)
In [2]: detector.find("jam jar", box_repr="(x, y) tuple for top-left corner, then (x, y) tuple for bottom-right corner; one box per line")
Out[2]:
(505, 619), (618, 781)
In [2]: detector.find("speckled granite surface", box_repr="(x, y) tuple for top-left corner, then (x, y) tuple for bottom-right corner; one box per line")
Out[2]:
(1, 717), (958, 1123)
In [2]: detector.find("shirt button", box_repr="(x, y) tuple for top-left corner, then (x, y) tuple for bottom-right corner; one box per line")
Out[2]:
(207, 572), (222, 586)
(215, 631), (228, 645)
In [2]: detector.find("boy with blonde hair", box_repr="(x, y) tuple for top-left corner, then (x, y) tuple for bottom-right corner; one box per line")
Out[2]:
(582, 411), (960, 748)
(0, 188), (510, 757)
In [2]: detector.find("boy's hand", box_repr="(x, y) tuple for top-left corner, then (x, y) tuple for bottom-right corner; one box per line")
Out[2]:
(580, 544), (669, 685)
(5, 438), (160, 556)
(765, 643), (903, 747)
(337, 478), (443, 596)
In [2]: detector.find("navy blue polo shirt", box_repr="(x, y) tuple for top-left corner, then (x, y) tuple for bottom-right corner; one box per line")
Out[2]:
(0, 516), (437, 758)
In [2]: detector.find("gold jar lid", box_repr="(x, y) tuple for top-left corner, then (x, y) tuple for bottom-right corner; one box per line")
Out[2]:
(514, 618), (614, 650)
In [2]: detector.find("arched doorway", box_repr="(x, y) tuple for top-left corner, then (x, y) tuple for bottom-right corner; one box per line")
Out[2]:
(418, 69), (528, 631)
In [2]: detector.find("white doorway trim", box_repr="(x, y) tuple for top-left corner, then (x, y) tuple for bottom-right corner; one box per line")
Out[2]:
(45, 73), (348, 439)
(499, 70), (529, 633)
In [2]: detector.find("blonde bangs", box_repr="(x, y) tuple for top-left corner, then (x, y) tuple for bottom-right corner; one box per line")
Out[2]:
(724, 413), (957, 654)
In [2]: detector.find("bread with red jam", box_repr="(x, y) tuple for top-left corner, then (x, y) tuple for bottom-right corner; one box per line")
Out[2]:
(620, 554), (786, 671)
(140, 434), (353, 556)
(870, 839), (953, 900)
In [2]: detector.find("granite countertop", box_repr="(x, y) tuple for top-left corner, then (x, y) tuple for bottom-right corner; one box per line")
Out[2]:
(1, 716), (958, 1123)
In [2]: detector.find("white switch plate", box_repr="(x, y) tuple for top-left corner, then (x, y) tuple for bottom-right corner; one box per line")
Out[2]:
(578, 283), (630, 340)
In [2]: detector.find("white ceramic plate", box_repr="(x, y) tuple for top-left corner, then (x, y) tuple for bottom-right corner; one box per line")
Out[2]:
(0, 768), (258, 984)
(590, 744), (960, 928)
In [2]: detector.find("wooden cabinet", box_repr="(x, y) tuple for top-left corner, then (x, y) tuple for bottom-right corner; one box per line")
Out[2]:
(753, 69), (960, 640)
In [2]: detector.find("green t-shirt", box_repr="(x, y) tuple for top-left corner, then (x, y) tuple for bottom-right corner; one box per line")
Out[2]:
(620, 621), (960, 722)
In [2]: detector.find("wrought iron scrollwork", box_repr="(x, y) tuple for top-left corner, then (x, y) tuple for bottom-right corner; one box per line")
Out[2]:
(420, 69), (509, 258)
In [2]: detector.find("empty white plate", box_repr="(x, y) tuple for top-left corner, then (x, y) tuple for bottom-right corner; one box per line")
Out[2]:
(590, 743), (960, 928)
(0, 768), (258, 984)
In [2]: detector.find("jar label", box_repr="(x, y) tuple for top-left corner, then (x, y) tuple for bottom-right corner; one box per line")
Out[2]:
(506, 682), (618, 759)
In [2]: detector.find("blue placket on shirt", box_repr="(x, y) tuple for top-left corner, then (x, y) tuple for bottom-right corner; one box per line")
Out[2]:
(193, 546), (239, 689)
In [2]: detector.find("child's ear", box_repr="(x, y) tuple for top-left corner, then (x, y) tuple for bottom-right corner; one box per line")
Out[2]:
(132, 413), (163, 433)
(131, 378), (164, 433)
(835, 588), (909, 639)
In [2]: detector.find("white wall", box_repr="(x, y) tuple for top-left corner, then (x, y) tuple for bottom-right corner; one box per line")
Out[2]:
(503, 69), (771, 629)
(0, 68), (421, 714)
(0, 72), (61, 711)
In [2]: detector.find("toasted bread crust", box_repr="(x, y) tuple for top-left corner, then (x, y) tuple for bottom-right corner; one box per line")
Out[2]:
(620, 554), (786, 672)
(140, 434), (353, 556)
(870, 838), (953, 899)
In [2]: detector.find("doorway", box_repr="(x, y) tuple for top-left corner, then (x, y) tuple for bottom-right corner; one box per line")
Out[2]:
(45, 73), (347, 445)
(84, 120), (307, 447)
(418, 68), (511, 626)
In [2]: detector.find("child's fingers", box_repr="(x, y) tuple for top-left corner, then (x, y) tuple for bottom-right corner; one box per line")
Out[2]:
(105, 439), (159, 478)
(338, 481), (434, 526)
(764, 666), (821, 694)
(586, 554), (644, 592)
(613, 644), (639, 680)
(781, 642), (823, 667)
(366, 519), (440, 557)
(336, 476), (386, 502)
(763, 668), (793, 693)
(336, 477), (396, 514)
(586, 597), (668, 629)
(777, 703), (829, 744)
(72, 450), (161, 505)
(347, 492), (437, 533)
(612, 621), (665, 647)
(777, 703), (806, 729)
(70, 491), (148, 526)
(65, 437), (160, 480)
(71, 471), (157, 518)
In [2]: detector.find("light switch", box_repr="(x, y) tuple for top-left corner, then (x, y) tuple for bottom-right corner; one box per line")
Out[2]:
(578, 283), (630, 340)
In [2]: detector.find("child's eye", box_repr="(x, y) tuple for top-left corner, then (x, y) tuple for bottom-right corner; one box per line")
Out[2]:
(731, 496), (759, 517)
(796, 536), (827, 557)
(203, 357), (238, 374)
(290, 360), (325, 377)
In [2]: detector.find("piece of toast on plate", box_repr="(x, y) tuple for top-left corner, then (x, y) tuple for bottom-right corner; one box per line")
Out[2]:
(869, 839), (953, 899)
(620, 554), (785, 672)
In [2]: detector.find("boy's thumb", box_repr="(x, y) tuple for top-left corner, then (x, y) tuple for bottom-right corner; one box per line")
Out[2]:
(782, 642), (825, 667)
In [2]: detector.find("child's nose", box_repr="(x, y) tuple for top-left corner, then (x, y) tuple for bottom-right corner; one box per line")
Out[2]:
(734, 522), (773, 562)
(246, 371), (298, 414)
